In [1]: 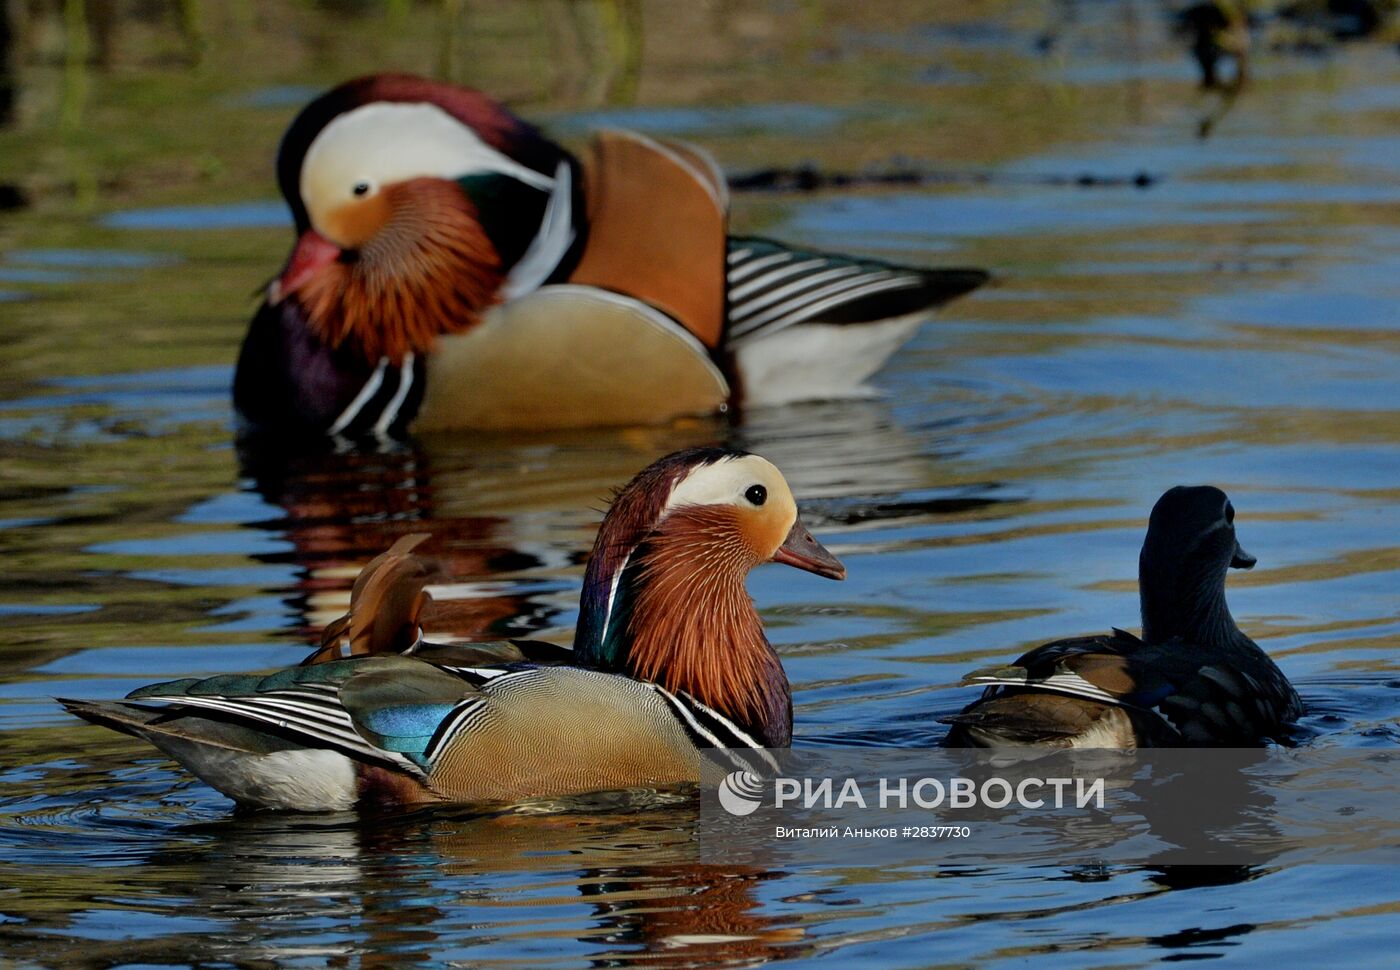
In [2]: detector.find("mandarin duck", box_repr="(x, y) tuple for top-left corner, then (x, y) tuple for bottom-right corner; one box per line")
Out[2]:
(62, 448), (845, 810)
(232, 73), (989, 435)
(944, 486), (1302, 749)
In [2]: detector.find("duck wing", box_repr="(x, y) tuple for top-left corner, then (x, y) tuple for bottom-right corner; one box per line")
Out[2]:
(115, 655), (472, 772)
(724, 237), (987, 344)
(60, 655), (478, 809)
(958, 630), (1179, 709)
(957, 630), (1299, 744)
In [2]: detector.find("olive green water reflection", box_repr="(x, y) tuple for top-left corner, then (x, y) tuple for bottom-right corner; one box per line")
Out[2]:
(2, 2), (1399, 967)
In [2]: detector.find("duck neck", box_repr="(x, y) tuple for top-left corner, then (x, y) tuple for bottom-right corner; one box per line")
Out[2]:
(581, 507), (792, 747)
(1140, 560), (1244, 648)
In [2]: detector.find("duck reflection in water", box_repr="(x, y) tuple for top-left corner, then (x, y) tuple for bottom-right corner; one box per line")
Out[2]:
(113, 803), (810, 967)
(234, 396), (996, 651)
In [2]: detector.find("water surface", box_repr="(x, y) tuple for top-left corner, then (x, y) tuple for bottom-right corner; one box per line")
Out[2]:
(1, 2), (1398, 966)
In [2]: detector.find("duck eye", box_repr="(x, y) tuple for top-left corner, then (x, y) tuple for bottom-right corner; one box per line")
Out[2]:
(1225, 503), (1235, 524)
(745, 484), (767, 507)
(351, 181), (372, 198)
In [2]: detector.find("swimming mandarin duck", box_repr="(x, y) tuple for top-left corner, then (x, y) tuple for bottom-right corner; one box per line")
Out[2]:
(62, 448), (845, 810)
(944, 486), (1302, 748)
(232, 73), (989, 435)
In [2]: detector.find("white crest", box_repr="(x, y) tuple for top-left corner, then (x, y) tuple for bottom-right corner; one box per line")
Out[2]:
(664, 454), (793, 515)
(299, 101), (554, 225)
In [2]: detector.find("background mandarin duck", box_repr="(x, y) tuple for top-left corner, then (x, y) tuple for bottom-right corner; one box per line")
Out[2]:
(944, 486), (1302, 749)
(62, 448), (844, 811)
(233, 73), (989, 435)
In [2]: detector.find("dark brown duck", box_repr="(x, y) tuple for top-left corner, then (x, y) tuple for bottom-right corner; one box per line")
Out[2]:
(945, 486), (1303, 749)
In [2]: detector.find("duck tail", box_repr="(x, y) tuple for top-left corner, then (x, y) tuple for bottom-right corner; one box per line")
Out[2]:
(59, 697), (279, 755)
(60, 697), (174, 741)
(724, 237), (988, 404)
(59, 697), (369, 810)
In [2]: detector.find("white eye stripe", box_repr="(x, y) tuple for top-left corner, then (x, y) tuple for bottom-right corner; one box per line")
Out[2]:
(661, 454), (797, 528)
(664, 456), (763, 511)
(300, 102), (554, 223)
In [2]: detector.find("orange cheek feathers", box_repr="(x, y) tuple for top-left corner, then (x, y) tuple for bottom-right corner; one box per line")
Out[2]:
(294, 179), (506, 362)
(738, 507), (793, 563)
(321, 193), (393, 249)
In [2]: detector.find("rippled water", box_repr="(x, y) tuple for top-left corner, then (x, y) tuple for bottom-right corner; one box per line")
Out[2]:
(2, 2), (1399, 966)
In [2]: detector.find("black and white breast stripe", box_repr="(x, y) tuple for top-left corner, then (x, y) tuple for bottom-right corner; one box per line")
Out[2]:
(422, 695), (493, 764)
(420, 665), (576, 764)
(652, 685), (780, 773)
(137, 685), (426, 777)
(724, 238), (927, 343)
(328, 352), (426, 439)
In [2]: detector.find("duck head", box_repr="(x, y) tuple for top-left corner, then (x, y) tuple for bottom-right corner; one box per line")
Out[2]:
(267, 74), (577, 364)
(1139, 485), (1255, 646)
(575, 448), (845, 746)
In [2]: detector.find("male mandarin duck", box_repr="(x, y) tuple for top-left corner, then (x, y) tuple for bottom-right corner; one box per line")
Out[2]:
(62, 448), (845, 810)
(944, 486), (1302, 749)
(232, 73), (989, 435)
